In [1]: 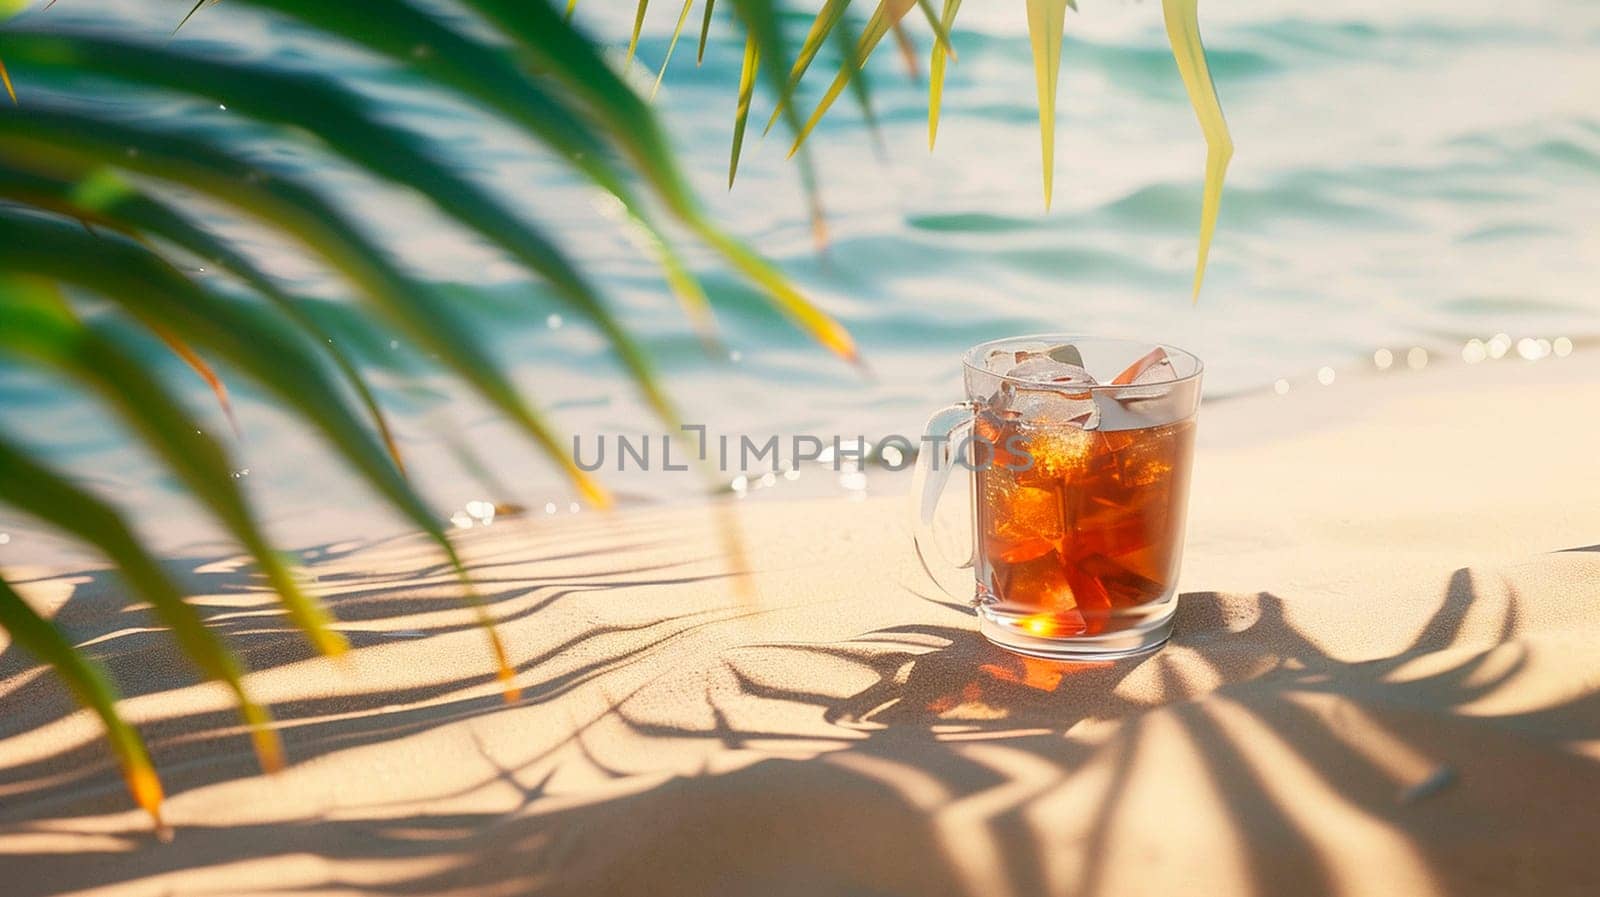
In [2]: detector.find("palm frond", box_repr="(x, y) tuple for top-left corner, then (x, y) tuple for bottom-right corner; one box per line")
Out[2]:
(439, 0), (860, 359)
(174, 0), (214, 34)
(927, 0), (962, 149)
(0, 162), (408, 472)
(730, 32), (760, 187)
(1025, 0), (1069, 210)
(0, 432), (283, 774)
(761, 0), (850, 136)
(0, 105), (603, 505)
(652, 0), (696, 97)
(0, 574), (166, 835)
(912, 0), (956, 59)
(628, 0), (653, 64)
(0, 30), (682, 468)
(150, 325), (241, 439)
(0, 2), (869, 822)
(697, 0), (717, 63)
(1162, 0), (1233, 298)
(0, 0), (1230, 827)
(567, 0), (1226, 285)
(833, 10), (886, 157)
(230, 0), (720, 351)
(725, 0), (834, 251)
(784, 0), (913, 159)
(0, 261), (347, 657)
(0, 56), (15, 104)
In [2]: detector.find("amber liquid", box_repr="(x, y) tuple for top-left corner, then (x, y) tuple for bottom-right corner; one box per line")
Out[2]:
(974, 411), (1196, 638)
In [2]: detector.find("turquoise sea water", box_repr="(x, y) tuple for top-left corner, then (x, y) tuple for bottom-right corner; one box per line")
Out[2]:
(1, 0), (1597, 556)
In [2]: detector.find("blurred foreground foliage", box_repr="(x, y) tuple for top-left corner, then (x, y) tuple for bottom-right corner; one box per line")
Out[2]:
(0, 0), (1226, 832)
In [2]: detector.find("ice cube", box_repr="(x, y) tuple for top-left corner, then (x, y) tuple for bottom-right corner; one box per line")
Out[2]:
(1002, 384), (1098, 429)
(1012, 423), (1102, 487)
(996, 552), (1083, 620)
(1078, 553), (1166, 608)
(1047, 344), (1085, 367)
(973, 408), (1032, 471)
(1111, 347), (1175, 386)
(1093, 349), (1187, 430)
(1005, 351), (1096, 386)
(1113, 431), (1177, 488)
(982, 480), (1064, 564)
(985, 348), (1022, 372)
(1091, 391), (1152, 432)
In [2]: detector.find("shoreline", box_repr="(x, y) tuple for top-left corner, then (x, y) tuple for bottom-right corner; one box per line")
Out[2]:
(2, 334), (1591, 572)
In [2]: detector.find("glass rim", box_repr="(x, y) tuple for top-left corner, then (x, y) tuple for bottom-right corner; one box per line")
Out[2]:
(961, 333), (1205, 392)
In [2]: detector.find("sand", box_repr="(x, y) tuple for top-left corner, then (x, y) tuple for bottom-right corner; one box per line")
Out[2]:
(1, 350), (1598, 897)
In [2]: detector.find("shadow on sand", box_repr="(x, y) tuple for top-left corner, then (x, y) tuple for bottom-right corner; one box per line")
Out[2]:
(2, 532), (1598, 897)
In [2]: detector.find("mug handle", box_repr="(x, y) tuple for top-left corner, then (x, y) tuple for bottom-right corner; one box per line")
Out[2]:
(910, 402), (977, 597)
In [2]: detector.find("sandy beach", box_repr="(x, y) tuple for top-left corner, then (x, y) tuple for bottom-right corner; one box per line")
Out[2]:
(2, 348), (1597, 897)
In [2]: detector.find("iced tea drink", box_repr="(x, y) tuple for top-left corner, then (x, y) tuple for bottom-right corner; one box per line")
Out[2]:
(974, 408), (1195, 640)
(914, 337), (1202, 660)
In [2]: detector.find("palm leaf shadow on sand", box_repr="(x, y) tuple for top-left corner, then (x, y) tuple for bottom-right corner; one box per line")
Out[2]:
(580, 569), (1599, 897)
(2, 547), (1599, 896)
(0, 523), (737, 821)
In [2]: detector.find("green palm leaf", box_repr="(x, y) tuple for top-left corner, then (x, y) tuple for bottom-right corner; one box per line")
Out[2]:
(628, 0), (653, 64)
(731, 32), (760, 187)
(784, 0), (914, 160)
(226, 0), (719, 350)
(536, 0), (1227, 298)
(723, 0), (834, 250)
(148, 325), (241, 440)
(833, 10), (887, 157)
(760, 0), (850, 136)
(0, 213), (527, 700)
(0, 261), (347, 658)
(913, 0), (956, 58)
(652, 0), (696, 98)
(0, 30), (683, 464)
(0, 163), (407, 473)
(0, 0), (1230, 827)
(175, 0), (214, 33)
(1162, 0), (1233, 297)
(0, 574), (167, 834)
(698, 0), (717, 63)
(225, 0), (845, 357)
(927, 0), (962, 149)
(457, 0), (859, 360)
(1025, 0), (1069, 210)
(0, 105), (604, 504)
(0, 432), (283, 775)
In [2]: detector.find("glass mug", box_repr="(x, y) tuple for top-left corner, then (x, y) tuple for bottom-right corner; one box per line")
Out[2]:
(912, 335), (1202, 660)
